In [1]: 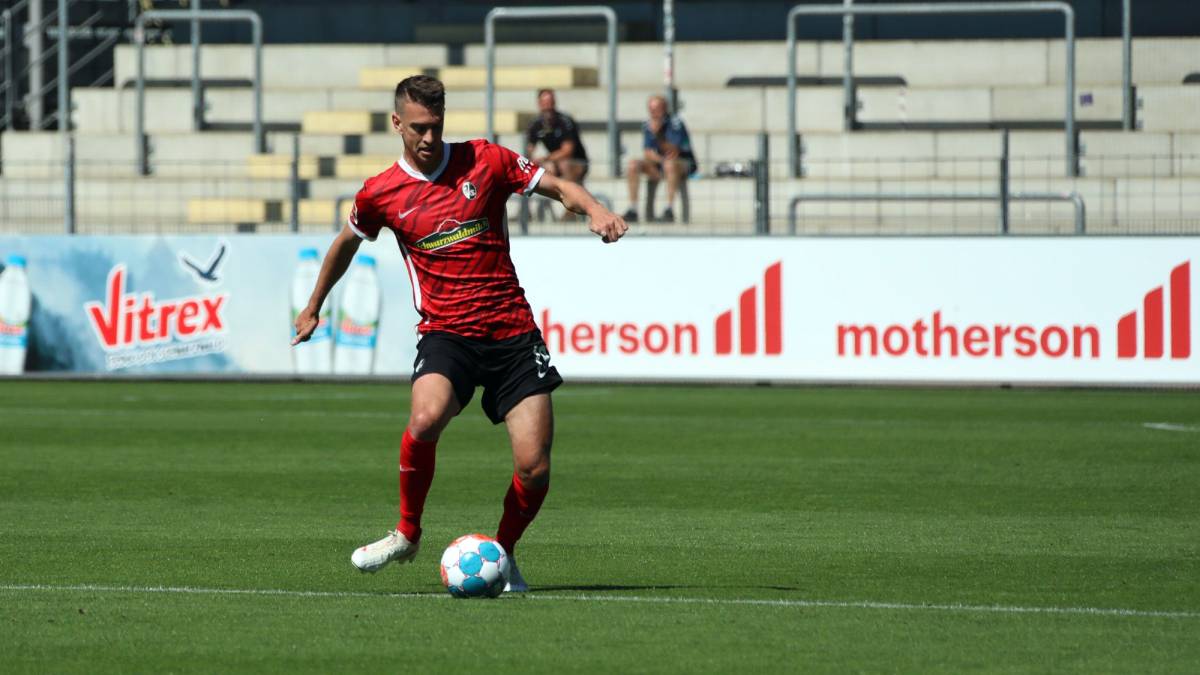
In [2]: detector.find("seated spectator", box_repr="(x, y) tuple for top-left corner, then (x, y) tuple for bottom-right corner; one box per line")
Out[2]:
(624, 94), (696, 223)
(525, 88), (589, 185)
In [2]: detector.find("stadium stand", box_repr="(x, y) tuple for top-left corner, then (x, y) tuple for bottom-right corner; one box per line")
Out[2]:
(1, 10), (1198, 235)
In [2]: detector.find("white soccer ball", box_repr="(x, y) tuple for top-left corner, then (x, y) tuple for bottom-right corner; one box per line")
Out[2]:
(439, 534), (511, 598)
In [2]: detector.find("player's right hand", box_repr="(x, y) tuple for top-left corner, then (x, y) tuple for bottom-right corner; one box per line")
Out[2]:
(589, 208), (629, 244)
(291, 307), (319, 345)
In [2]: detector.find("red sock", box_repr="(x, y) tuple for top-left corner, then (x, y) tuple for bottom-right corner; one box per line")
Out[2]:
(395, 429), (437, 543)
(496, 473), (549, 556)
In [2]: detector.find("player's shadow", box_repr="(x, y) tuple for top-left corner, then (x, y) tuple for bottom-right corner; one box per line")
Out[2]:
(529, 584), (692, 592)
(529, 584), (804, 593)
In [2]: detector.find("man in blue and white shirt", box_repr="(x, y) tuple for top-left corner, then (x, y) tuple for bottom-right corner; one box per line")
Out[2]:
(624, 95), (696, 223)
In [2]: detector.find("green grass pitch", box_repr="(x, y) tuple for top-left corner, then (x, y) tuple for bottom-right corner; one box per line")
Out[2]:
(1, 380), (1198, 673)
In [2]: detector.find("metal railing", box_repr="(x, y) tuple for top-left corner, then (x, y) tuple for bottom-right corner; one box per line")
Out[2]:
(134, 8), (263, 176)
(485, 6), (619, 178)
(1, 0), (124, 132)
(6, 154), (1200, 237)
(786, 191), (1086, 235)
(787, 2), (1078, 178)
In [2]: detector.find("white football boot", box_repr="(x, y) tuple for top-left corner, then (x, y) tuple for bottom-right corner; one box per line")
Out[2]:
(350, 530), (419, 573)
(503, 557), (529, 593)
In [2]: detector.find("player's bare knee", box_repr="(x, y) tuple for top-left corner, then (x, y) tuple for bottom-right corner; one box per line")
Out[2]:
(515, 460), (550, 490)
(408, 408), (447, 440)
(626, 159), (642, 175)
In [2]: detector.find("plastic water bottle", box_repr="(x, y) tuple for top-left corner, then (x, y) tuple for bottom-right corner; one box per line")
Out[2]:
(291, 248), (333, 374)
(0, 255), (32, 374)
(334, 254), (381, 375)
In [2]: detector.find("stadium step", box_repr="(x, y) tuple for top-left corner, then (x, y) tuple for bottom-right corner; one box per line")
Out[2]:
(187, 197), (353, 228)
(300, 110), (535, 135)
(247, 154), (396, 180)
(359, 65), (599, 90)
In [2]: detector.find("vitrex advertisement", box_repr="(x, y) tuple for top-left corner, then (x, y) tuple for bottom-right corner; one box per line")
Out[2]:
(0, 234), (1196, 385)
(0, 234), (421, 376)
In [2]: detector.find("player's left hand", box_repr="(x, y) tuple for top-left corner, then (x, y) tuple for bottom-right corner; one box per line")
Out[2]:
(588, 208), (629, 244)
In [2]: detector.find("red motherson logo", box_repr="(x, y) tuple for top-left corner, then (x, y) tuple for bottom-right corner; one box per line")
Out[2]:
(838, 260), (1192, 361)
(715, 262), (782, 355)
(85, 265), (228, 350)
(541, 262), (783, 357)
(1116, 261), (1190, 359)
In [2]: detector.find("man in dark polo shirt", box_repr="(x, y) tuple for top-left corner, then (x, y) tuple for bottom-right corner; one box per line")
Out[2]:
(525, 88), (589, 186)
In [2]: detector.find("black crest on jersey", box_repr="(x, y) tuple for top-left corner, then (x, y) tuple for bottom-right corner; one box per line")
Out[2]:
(413, 217), (490, 251)
(461, 181), (478, 200)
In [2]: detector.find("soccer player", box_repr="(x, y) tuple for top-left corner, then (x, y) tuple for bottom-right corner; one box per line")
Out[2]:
(291, 75), (627, 593)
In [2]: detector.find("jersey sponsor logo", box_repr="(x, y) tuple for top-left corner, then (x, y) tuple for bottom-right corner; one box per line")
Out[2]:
(412, 218), (490, 252)
(398, 206), (420, 220)
(517, 156), (534, 174)
(461, 181), (477, 200)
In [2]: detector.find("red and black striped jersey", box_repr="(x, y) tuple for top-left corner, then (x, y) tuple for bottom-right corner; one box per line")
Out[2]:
(348, 139), (544, 340)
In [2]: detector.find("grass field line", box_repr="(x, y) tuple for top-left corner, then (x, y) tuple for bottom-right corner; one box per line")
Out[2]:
(3, 584), (1198, 620)
(1143, 422), (1200, 433)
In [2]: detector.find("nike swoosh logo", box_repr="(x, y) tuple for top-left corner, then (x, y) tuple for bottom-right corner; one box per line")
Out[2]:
(398, 207), (419, 219)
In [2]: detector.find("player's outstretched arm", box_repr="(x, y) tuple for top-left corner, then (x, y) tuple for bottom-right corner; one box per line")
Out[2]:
(291, 225), (362, 345)
(533, 172), (629, 244)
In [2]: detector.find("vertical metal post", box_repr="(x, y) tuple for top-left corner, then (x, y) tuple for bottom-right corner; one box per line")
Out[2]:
(3, 10), (14, 129)
(289, 133), (300, 233)
(484, 19), (495, 143)
(27, 0), (43, 128)
(57, 0), (68, 133)
(136, 21), (147, 174)
(251, 16), (263, 152)
(1121, 0), (1132, 131)
(65, 133), (75, 233)
(999, 130), (1010, 234)
(786, 12), (798, 177)
(191, 0), (203, 132)
(58, 0), (74, 233)
(517, 195), (530, 234)
(606, 12), (618, 178)
(842, 0), (855, 131)
(1064, 5), (1077, 176)
(755, 132), (770, 234)
(663, 0), (676, 112)
(1071, 192), (1085, 234)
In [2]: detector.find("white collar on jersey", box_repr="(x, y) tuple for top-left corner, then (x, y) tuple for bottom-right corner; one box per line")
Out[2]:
(397, 141), (452, 182)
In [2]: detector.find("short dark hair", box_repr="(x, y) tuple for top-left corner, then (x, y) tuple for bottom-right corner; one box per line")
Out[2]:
(537, 88), (555, 98)
(395, 75), (445, 114)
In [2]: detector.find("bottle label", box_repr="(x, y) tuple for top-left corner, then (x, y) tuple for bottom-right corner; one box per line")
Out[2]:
(0, 319), (27, 348)
(335, 311), (378, 349)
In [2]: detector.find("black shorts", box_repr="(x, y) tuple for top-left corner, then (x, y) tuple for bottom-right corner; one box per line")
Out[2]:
(411, 330), (563, 424)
